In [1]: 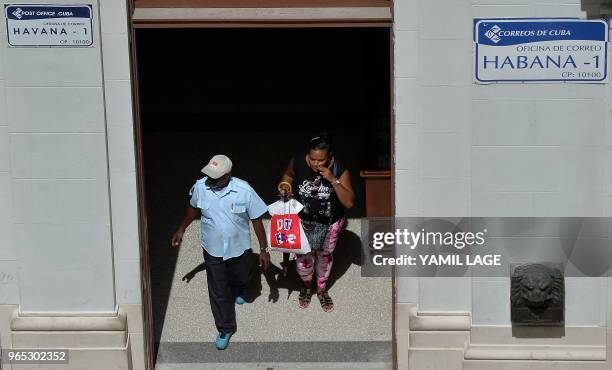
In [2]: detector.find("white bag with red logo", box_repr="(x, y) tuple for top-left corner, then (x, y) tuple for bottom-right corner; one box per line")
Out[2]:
(266, 199), (311, 254)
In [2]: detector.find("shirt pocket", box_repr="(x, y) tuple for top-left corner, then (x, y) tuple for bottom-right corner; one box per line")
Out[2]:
(198, 200), (213, 223)
(231, 203), (248, 222)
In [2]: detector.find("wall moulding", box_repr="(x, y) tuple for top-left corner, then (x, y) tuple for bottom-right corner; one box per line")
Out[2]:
(466, 326), (607, 362)
(7, 308), (135, 369)
(408, 307), (471, 331)
(405, 308), (609, 365)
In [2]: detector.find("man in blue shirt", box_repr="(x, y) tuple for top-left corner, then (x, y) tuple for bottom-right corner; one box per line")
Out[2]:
(171, 154), (269, 350)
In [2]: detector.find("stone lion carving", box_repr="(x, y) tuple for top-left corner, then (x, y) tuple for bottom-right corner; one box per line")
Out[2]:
(511, 263), (564, 319)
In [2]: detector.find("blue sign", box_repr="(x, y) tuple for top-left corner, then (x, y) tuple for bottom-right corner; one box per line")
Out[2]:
(5, 4), (94, 47)
(474, 18), (608, 83)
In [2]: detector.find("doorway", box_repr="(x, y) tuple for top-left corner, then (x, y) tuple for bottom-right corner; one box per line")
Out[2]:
(132, 26), (394, 368)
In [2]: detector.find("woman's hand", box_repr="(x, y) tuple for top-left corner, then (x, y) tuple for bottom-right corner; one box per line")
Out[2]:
(318, 159), (337, 183)
(278, 183), (293, 202)
(278, 159), (296, 202)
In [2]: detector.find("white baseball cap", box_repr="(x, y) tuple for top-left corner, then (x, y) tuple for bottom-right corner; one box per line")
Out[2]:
(201, 154), (232, 179)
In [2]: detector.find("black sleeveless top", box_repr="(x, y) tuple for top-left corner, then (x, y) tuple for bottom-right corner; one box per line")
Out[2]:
(292, 154), (345, 224)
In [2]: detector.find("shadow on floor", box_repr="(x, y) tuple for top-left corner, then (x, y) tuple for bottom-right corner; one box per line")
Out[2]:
(179, 228), (364, 304)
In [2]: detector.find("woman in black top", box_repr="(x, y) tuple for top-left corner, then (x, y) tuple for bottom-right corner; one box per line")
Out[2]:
(278, 132), (355, 312)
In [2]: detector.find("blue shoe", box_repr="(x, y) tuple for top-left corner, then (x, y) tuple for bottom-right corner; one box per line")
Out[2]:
(215, 331), (234, 350)
(234, 288), (246, 305)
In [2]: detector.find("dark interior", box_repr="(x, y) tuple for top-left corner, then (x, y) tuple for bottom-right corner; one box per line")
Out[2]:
(136, 27), (391, 353)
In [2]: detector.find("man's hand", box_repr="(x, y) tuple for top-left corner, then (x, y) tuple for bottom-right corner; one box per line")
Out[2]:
(172, 204), (200, 248)
(259, 251), (270, 270)
(171, 229), (185, 248)
(251, 218), (268, 268)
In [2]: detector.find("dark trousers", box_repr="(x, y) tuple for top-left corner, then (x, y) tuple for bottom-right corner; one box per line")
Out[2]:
(202, 248), (252, 334)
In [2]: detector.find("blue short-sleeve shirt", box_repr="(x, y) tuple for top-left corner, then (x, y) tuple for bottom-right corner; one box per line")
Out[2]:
(188, 176), (267, 260)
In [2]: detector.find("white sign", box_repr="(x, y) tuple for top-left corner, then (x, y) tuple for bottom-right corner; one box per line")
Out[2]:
(5, 4), (93, 47)
(474, 19), (608, 83)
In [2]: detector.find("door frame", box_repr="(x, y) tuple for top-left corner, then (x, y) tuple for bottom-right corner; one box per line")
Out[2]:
(126, 2), (397, 369)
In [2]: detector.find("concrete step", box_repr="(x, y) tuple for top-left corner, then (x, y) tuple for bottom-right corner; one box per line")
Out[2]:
(156, 362), (392, 370)
(464, 360), (609, 370)
(155, 340), (393, 364)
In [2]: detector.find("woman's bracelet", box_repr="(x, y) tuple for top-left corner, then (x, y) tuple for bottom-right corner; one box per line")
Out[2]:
(277, 181), (292, 193)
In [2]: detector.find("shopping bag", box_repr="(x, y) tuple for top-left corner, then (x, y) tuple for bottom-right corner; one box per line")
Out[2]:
(266, 199), (311, 254)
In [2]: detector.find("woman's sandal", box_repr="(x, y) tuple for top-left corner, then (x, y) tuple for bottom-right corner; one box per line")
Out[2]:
(317, 291), (334, 312)
(298, 288), (313, 309)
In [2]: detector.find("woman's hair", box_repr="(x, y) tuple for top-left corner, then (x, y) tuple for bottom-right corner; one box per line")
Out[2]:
(307, 131), (332, 152)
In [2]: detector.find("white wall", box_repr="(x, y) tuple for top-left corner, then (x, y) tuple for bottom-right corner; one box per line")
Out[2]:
(0, 0), (141, 312)
(100, 0), (142, 306)
(0, 0), (115, 312)
(0, 0), (17, 306)
(395, 0), (473, 313)
(394, 0), (610, 328)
